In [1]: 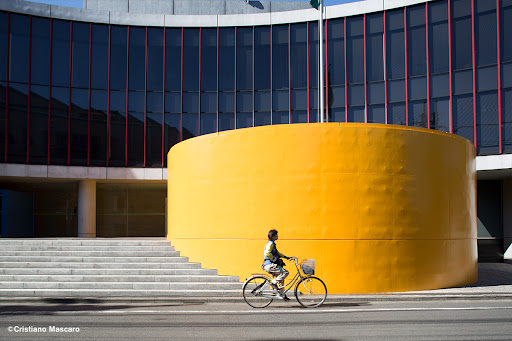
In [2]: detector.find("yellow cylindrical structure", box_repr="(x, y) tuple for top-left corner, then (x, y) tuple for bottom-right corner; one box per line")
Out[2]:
(167, 123), (477, 293)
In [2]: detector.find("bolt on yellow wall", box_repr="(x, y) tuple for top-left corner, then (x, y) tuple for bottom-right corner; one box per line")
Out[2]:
(167, 123), (477, 294)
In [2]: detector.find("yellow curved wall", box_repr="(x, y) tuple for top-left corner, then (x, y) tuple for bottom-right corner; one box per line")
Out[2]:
(167, 123), (477, 293)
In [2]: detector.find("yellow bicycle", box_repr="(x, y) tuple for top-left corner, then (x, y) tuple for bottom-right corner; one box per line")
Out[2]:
(242, 257), (327, 308)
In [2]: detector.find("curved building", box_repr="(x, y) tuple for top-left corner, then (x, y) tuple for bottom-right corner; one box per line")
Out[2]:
(0, 0), (510, 263)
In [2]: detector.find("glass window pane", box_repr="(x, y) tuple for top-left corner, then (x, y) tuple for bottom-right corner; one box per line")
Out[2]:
(502, 87), (512, 152)
(272, 111), (289, 125)
(452, 0), (472, 70)
(201, 28), (217, 92)
(147, 28), (164, 91)
(52, 20), (70, 87)
(219, 28), (235, 91)
(386, 10), (405, 80)
(329, 107), (345, 123)
(408, 76), (427, 100)
(50, 86), (69, 165)
(127, 111), (144, 166)
(128, 27), (145, 91)
(146, 112), (162, 167)
(0, 12), (7, 81)
(330, 85), (345, 108)
(182, 113), (198, 140)
(291, 110), (307, 123)
(347, 106), (365, 123)
(7, 84), (27, 163)
(110, 26), (127, 91)
(477, 66), (498, 92)
(164, 112), (180, 160)
(90, 89), (107, 166)
(219, 92), (234, 113)
(183, 28), (199, 92)
(408, 100), (429, 128)
(254, 91), (270, 111)
(165, 28), (181, 92)
(10, 14), (30, 84)
(452, 94), (474, 143)
(453, 70), (473, 95)
(309, 24), (319, 89)
(200, 113), (216, 134)
(272, 89), (288, 111)
(366, 14), (384, 82)
(430, 73), (450, 97)
(183, 92), (198, 113)
(31, 17), (50, 86)
(429, 1), (449, 73)
(147, 92), (163, 113)
(255, 26), (270, 90)
(475, 0), (497, 67)
(91, 24), (108, 90)
(29, 85), (49, 164)
(430, 96), (450, 132)
(71, 22), (90, 89)
(237, 91), (252, 112)
(368, 82), (384, 104)
(388, 101), (406, 125)
(108, 100), (126, 167)
(70, 88), (88, 166)
(367, 104), (385, 123)
(272, 25), (289, 90)
(291, 89), (307, 110)
(128, 91), (144, 112)
(388, 79), (405, 102)
(501, 0), (512, 62)
(476, 91), (499, 155)
(348, 84), (364, 106)
(255, 111), (271, 126)
(165, 92), (181, 113)
(347, 16), (364, 83)
(237, 27), (253, 91)
(291, 23), (308, 88)
(407, 6), (427, 76)
(201, 92), (217, 113)
(219, 112), (234, 132)
(237, 112), (252, 129)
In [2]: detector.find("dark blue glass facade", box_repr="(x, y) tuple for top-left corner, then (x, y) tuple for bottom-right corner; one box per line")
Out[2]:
(1, 0), (511, 168)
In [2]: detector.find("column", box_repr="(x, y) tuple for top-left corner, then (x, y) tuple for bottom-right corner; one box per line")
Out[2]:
(78, 180), (96, 238)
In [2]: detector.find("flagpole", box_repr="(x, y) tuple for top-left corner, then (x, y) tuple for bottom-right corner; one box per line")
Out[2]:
(318, 0), (324, 123)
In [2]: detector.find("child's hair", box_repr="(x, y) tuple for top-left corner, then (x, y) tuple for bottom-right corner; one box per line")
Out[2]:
(268, 229), (278, 240)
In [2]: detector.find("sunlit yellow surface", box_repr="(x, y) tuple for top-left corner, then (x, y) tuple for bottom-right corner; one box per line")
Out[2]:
(167, 123), (477, 293)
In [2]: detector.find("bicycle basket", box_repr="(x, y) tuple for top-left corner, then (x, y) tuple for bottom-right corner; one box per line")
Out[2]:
(300, 259), (315, 275)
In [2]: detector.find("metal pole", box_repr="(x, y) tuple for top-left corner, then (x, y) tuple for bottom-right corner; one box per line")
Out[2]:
(319, 0), (324, 123)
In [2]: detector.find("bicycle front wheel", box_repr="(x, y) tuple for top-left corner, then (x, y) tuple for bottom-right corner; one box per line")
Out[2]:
(242, 276), (274, 308)
(294, 276), (327, 308)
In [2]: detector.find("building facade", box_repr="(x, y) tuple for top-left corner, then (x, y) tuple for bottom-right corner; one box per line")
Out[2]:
(0, 0), (510, 261)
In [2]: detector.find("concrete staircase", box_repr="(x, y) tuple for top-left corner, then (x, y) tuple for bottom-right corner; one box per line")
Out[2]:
(0, 238), (241, 298)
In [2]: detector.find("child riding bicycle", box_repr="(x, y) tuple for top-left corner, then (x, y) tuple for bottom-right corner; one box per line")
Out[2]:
(263, 229), (296, 301)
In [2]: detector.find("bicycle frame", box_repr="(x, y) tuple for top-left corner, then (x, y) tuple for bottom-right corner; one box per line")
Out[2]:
(256, 258), (309, 299)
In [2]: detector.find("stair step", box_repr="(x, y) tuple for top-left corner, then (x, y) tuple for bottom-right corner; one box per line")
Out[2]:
(0, 238), (241, 298)
(0, 282), (242, 290)
(0, 251), (178, 257)
(0, 289), (241, 297)
(0, 255), (185, 263)
(0, 239), (170, 246)
(0, 246), (175, 251)
(1, 262), (201, 269)
(0, 275), (238, 283)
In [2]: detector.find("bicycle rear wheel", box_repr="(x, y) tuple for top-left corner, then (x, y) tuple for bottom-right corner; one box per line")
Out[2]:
(294, 276), (327, 308)
(242, 276), (274, 308)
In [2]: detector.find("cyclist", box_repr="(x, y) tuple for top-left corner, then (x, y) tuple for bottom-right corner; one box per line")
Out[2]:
(263, 229), (294, 300)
